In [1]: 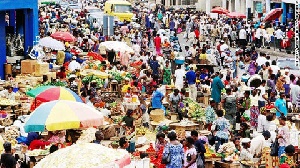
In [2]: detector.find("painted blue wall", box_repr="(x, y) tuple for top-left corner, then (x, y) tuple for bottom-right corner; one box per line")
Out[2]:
(0, 0), (39, 79)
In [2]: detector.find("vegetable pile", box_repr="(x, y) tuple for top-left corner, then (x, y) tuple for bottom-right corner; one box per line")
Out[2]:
(35, 143), (130, 168)
(184, 98), (205, 121)
(77, 128), (97, 143)
(82, 75), (105, 87)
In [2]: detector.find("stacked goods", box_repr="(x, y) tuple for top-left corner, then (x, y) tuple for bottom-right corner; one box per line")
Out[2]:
(35, 143), (130, 168)
(0, 98), (18, 106)
(136, 127), (152, 136)
(184, 98), (205, 122)
(77, 128), (97, 143)
(4, 126), (19, 144)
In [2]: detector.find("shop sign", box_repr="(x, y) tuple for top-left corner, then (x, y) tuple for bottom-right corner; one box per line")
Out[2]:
(271, 0), (282, 3)
(256, 2), (263, 13)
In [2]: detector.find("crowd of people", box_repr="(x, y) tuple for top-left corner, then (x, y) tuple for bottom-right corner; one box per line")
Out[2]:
(12, 0), (297, 168)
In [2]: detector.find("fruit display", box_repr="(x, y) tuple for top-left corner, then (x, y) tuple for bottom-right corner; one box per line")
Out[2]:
(82, 75), (105, 87)
(136, 127), (152, 135)
(35, 143), (130, 168)
(204, 145), (222, 158)
(77, 128), (97, 144)
(27, 149), (50, 156)
(183, 98), (205, 122)
(217, 142), (236, 154)
(149, 145), (166, 168)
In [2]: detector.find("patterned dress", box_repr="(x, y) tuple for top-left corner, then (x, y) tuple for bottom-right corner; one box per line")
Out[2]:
(163, 143), (184, 168)
(163, 66), (172, 85)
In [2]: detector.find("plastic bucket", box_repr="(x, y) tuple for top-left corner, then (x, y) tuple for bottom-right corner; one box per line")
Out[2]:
(175, 59), (185, 65)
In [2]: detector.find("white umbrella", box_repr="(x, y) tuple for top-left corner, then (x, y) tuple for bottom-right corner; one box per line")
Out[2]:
(38, 37), (65, 50)
(99, 41), (134, 53)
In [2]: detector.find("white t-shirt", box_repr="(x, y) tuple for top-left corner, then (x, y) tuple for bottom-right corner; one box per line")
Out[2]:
(257, 86), (266, 102)
(290, 84), (300, 104)
(68, 60), (81, 71)
(174, 69), (185, 89)
(239, 29), (247, 39)
(270, 65), (280, 74)
(184, 147), (197, 168)
(256, 56), (267, 66)
(220, 44), (229, 52)
(257, 115), (267, 133)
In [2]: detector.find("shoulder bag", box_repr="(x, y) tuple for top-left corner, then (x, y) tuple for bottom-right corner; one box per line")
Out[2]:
(161, 144), (171, 164)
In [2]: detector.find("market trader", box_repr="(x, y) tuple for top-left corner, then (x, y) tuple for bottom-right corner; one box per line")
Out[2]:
(0, 86), (15, 100)
(186, 66), (197, 101)
(68, 56), (81, 72)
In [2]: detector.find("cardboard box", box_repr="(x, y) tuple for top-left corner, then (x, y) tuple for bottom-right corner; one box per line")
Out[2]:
(34, 63), (49, 76)
(45, 72), (56, 81)
(21, 60), (38, 74)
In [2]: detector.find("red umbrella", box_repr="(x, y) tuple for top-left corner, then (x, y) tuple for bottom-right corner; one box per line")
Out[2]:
(211, 7), (229, 14)
(51, 31), (76, 42)
(227, 12), (246, 18)
(263, 8), (283, 22)
(87, 52), (105, 61)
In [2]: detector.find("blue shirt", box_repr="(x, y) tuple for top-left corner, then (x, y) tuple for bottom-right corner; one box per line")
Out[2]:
(151, 90), (164, 109)
(186, 70), (196, 85)
(150, 60), (160, 75)
(64, 51), (72, 63)
(275, 98), (287, 117)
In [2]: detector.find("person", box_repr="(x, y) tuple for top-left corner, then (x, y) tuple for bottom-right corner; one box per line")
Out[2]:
(56, 66), (66, 80)
(49, 144), (59, 153)
(275, 92), (288, 117)
(222, 88), (237, 126)
(212, 110), (231, 151)
(211, 72), (225, 106)
(249, 131), (271, 157)
(1, 142), (16, 168)
(163, 60), (172, 85)
(205, 99), (216, 130)
(163, 131), (184, 168)
(191, 130), (206, 164)
(183, 137), (197, 168)
(119, 110), (135, 135)
(151, 85), (164, 110)
(278, 115), (290, 158)
(0, 86), (15, 100)
(169, 89), (183, 120)
(258, 80), (268, 109)
(240, 138), (254, 168)
(25, 132), (39, 146)
(68, 56), (81, 72)
(279, 145), (297, 167)
(56, 50), (65, 65)
(139, 97), (149, 128)
(28, 135), (50, 150)
(119, 137), (129, 150)
(257, 107), (268, 133)
(92, 131), (104, 144)
(174, 65), (185, 90)
(155, 132), (166, 152)
(121, 78), (131, 94)
(154, 34), (162, 55)
(150, 55), (160, 76)
(186, 67), (197, 101)
(250, 89), (260, 129)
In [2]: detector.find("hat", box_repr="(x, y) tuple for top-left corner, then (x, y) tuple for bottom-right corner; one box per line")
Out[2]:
(150, 109), (173, 126)
(124, 78), (130, 81)
(262, 131), (271, 138)
(285, 69), (290, 73)
(241, 138), (251, 143)
(72, 56), (77, 59)
(220, 40), (224, 43)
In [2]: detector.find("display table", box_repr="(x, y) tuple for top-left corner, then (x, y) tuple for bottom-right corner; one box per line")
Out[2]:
(122, 101), (140, 110)
(205, 157), (222, 167)
(214, 161), (240, 168)
(169, 123), (199, 131)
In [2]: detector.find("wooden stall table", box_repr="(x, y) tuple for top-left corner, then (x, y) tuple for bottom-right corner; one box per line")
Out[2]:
(205, 157), (222, 168)
(169, 122), (199, 140)
(122, 101), (140, 111)
(214, 161), (240, 168)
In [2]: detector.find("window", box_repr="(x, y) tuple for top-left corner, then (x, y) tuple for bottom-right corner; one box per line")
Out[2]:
(114, 5), (131, 13)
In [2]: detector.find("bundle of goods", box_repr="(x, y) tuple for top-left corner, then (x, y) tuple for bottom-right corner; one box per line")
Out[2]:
(76, 128), (98, 143)
(35, 143), (131, 168)
(184, 98), (205, 122)
(204, 145), (222, 158)
(3, 126), (19, 144)
(217, 142), (239, 162)
(27, 148), (50, 156)
(136, 127), (152, 136)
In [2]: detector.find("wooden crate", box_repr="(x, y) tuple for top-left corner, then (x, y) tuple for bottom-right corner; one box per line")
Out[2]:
(21, 60), (37, 74)
(34, 63), (49, 76)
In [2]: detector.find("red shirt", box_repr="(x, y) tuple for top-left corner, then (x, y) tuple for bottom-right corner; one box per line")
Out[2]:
(56, 71), (66, 79)
(29, 140), (50, 150)
(194, 29), (200, 39)
(154, 36), (161, 48)
(130, 81), (142, 91)
(287, 30), (294, 40)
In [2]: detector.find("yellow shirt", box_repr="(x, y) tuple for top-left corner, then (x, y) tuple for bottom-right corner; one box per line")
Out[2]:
(200, 54), (207, 59)
(266, 28), (275, 35)
(121, 84), (131, 93)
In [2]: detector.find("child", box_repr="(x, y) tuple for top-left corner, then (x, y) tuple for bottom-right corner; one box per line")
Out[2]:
(279, 145), (298, 168)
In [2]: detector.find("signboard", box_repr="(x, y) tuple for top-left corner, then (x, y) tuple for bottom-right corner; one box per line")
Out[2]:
(256, 2), (263, 13)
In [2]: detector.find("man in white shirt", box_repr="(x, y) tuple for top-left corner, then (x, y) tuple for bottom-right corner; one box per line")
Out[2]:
(274, 28), (284, 51)
(256, 53), (267, 71)
(0, 86), (15, 100)
(258, 80), (268, 109)
(255, 27), (262, 48)
(239, 27), (247, 47)
(270, 60), (280, 75)
(290, 80), (300, 106)
(68, 56), (81, 72)
(250, 131), (270, 157)
(174, 65), (185, 90)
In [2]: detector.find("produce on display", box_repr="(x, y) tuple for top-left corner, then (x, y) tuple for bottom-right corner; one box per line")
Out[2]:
(136, 127), (152, 135)
(204, 145), (221, 158)
(35, 143), (130, 168)
(217, 142), (236, 155)
(183, 98), (205, 121)
(0, 98), (18, 106)
(3, 126), (19, 142)
(77, 128), (97, 143)
(35, 81), (66, 88)
(82, 75), (105, 87)
(27, 149), (50, 156)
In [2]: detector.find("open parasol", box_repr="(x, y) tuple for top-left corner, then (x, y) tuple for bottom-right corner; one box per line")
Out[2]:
(24, 100), (104, 132)
(38, 37), (65, 51)
(211, 7), (229, 14)
(51, 31), (76, 42)
(263, 8), (283, 22)
(227, 12), (247, 18)
(99, 41), (134, 53)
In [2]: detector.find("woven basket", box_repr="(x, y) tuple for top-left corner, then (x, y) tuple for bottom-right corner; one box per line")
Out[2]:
(150, 109), (164, 122)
